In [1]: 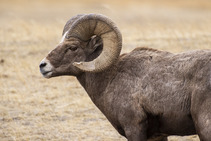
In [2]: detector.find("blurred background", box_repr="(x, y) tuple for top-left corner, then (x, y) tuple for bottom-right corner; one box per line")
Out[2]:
(0, 0), (211, 140)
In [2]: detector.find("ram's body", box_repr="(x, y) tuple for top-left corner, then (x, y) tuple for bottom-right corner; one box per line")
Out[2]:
(77, 47), (211, 139)
(40, 14), (211, 140)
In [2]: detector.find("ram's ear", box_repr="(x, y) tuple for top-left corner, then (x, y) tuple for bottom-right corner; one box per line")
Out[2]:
(86, 35), (103, 54)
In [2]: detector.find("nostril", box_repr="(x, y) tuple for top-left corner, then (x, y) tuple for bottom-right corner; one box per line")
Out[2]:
(39, 62), (47, 68)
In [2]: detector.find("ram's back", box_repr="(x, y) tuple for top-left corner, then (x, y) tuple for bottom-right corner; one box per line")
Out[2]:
(117, 47), (211, 109)
(113, 48), (210, 112)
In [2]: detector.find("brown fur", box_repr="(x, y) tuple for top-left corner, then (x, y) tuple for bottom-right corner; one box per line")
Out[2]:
(40, 17), (211, 141)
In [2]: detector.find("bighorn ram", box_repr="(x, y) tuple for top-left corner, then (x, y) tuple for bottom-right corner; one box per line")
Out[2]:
(39, 14), (211, 141)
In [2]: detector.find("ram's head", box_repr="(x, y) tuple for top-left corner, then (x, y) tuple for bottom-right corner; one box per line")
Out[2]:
(39, 14), (122, 78)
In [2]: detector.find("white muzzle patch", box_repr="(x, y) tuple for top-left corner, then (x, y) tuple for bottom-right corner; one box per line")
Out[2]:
(39, 58), (54, 78)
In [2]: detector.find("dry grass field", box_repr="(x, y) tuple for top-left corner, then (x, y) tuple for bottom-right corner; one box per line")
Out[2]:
(0, 0), (211, 140)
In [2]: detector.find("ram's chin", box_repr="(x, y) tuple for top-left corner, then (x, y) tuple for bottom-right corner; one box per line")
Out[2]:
(42, 71), (53, 78)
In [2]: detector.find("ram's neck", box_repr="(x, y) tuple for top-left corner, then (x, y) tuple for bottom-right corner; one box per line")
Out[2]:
(76, 66), (117, 111)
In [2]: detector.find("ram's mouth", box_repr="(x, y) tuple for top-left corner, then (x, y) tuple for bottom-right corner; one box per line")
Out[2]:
(43, 71), (52, 75)
(40, 70), (53, 78)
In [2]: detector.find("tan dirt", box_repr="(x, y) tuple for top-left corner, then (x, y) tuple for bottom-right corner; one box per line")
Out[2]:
(0, 0), (210, 140)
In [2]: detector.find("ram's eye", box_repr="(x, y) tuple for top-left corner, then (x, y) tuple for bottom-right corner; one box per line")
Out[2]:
(69, 46), (78, 51)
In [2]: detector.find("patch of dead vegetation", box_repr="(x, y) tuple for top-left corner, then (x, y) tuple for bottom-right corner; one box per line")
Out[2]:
(0, 0), (210, 140)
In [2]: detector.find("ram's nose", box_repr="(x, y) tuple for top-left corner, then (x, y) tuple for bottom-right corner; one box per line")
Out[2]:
(39, 62), (47, 69)
(39, 59), (54, 78)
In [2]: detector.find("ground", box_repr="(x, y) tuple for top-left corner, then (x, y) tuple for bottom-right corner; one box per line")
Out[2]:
(0, 0), (211, 140)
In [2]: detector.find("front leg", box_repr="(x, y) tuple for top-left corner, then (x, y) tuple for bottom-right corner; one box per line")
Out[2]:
(117, 93), (149, 141)
(124, 121), (148, 141)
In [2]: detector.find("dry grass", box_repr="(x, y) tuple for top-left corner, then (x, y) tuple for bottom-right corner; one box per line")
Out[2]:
(0, 0), (211, 140)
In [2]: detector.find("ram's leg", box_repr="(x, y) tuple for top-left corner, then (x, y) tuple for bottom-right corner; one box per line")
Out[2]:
(194, 112), (211, 140)
(124, 121), (147, 141)
(191, 91), (211, 141)
(119, 94), (149, 141)
(193, 103), (211, 140)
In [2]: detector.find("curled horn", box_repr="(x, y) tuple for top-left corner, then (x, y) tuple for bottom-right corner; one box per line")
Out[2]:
(66, 14), (122, 72)
(62, 14), (85, 35)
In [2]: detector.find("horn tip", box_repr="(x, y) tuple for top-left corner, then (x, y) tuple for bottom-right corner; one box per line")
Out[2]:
(73, 62), (96, 72)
